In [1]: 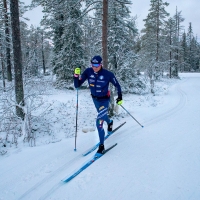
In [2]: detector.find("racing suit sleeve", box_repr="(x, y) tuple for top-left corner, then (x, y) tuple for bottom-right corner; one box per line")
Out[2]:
(110, 73), (122, 96)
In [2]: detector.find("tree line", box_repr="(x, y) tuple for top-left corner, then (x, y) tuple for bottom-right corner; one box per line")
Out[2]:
(0, 0), (199, 144)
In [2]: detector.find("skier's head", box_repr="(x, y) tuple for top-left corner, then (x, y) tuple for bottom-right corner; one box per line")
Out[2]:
(91, 55), (102, 66)
(91, 55), (102, 72)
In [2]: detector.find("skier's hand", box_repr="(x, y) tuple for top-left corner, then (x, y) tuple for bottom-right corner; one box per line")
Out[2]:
(116, 94), (123, 105)
(74, 68), (81, 75)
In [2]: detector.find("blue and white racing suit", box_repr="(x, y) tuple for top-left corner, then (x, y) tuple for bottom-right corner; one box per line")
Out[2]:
(74, 67), (122, 144)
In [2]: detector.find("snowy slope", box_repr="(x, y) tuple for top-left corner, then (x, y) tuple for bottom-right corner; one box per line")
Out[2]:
(0, 73), (200, 200)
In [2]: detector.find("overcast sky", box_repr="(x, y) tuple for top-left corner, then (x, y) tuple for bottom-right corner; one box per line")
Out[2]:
(131, 0), (200, 39)
(23, 0), (200, 40)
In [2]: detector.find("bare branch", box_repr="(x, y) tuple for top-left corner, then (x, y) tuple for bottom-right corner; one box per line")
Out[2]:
(115, 0), (132, 5)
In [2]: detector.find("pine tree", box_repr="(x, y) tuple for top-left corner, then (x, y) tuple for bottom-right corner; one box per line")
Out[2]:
(195, 37), (200, 71)
(180, 31), (188, 71)
(33, 0), (85, 82)
(10, 0), (25, 119)
(187, 22), (195, 71)
(190, 36), (199, 71)
(108, 1), (137, 69)
(139, 0), (169, 92)
(172, 8), (184, 77)
(140, 0), (169, 83)
(142, 0), (169, 62)
(164, 17), (176, 78)
(91, 1), (137, 71)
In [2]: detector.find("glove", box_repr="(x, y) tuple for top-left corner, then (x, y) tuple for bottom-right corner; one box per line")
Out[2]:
(74, 67), (81, 77)
(116, 94), (123, 105)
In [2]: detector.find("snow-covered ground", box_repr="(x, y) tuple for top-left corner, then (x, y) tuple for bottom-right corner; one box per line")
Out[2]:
(0, 73), (200, 200)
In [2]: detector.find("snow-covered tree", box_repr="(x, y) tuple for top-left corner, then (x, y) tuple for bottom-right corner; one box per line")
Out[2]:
(190, 36), (199, 71)
(180, 31), (188, 71)
(142, 0), (169, 62)
(138, 0), (169, 92)
(164, 17), (176, 78)
(186, 23), (200, 71)
(39, 0), (85, 82)
(140, 0), (169, 79)
(172, 8), (184, 77)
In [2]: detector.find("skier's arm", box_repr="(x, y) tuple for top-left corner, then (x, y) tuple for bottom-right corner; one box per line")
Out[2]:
(110, 73), (122, 96)
(74, 68), (88, 88)
(110, 73), (123, 105)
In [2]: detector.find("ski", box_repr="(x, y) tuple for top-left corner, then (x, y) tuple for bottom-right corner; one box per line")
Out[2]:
(62, 143), (117, 183)
(82, 121), (126, 156)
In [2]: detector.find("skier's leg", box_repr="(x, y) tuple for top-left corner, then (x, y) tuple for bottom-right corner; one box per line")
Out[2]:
(96, 118), (105, 144)
(95, 99), (110, 144)
(97, 99), (113, 134)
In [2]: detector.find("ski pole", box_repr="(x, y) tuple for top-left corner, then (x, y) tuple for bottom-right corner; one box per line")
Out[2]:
(74, 67), (81, 151)
(74, 88), (79, 151)
(120, 105), (144, 128)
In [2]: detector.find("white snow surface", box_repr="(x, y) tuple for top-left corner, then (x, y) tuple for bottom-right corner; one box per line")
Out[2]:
(0, 73), (200, 200)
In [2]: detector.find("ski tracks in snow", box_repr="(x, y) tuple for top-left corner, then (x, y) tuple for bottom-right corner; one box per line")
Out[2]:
(146, 84), (188, 126)
(19, 78), (189, 200)
(113, 80), (188, 144)
(18, 153), (83, 200)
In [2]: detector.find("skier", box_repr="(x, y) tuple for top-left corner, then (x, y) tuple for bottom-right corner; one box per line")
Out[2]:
(74, 55), (123, 154)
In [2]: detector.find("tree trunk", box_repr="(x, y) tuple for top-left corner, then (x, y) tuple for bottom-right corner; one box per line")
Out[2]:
(1, 59), (6, 91)
(0, 34), (6, 90)
(10, 0), (25, 119)
(156, 0), (160, 62)
(0, 50), (6, 91)
(41, 32), (46, 74)
(102, 0), (108, 69)
(3, 0), (12, 81)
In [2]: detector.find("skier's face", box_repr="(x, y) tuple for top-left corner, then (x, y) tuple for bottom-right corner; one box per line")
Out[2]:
(92, 64), (102, 72)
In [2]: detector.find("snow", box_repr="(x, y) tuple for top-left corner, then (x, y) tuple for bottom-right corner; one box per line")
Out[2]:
(1, 73), (200, 200)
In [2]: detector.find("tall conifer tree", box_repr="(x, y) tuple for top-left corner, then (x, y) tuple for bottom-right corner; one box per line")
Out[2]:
(141, 0), (169, 80)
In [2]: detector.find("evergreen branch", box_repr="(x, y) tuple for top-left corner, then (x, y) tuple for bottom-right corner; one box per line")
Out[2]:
(63, 2), (102, 26)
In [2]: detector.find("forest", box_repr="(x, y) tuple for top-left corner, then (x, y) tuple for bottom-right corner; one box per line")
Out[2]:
(0, 0), (199, 149)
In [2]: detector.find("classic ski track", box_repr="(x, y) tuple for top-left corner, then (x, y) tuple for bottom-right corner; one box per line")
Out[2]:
(116, 79), (188, 144)
(18, 131), (123, 199)
(145, 83), (188, 127)
(19, 79), (188, 200)
(40, 145), (119, 200)
(18, 153), (83, 200)
(36, 81), (189, 200)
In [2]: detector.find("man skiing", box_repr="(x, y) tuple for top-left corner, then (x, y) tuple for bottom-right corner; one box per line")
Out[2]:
(74, 55), (123, 155)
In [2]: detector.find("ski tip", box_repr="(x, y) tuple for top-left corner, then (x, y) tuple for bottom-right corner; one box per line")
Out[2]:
(62, 179), (70, 183)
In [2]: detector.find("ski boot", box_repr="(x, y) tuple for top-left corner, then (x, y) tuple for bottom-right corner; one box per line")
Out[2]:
(95, 144), (105, 157)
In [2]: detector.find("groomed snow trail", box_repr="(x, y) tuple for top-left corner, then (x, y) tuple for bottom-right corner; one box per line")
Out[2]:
(41, 75), (200, 200)
(0, 74), (200, 200)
